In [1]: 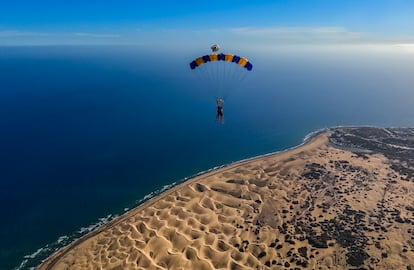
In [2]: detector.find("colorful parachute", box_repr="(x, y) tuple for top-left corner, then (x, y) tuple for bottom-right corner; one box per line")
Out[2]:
(189, 45), (253, 99)
(189, 53), (253, 71)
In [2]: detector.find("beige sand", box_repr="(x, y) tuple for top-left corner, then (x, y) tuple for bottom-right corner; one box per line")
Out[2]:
(38, 131), (414, 270)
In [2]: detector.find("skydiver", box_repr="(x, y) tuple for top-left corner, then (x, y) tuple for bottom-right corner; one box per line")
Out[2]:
(216, 98), (224, 123)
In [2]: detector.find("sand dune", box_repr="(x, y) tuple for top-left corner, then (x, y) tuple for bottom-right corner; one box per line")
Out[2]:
(38, 129), (414, 270)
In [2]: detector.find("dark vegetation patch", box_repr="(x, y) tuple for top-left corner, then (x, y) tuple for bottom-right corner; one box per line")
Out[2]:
(330, 127), (414, 181)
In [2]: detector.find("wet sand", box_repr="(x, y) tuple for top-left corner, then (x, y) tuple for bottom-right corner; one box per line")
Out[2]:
(38, 128), (414, 270)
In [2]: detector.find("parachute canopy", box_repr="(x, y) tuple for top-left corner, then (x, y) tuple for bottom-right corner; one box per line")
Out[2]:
(189, 53), (253, 71)
(189, 46), (253, 99)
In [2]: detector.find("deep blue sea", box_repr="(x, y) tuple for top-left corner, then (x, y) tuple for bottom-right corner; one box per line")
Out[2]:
(1, 45), (413, 269)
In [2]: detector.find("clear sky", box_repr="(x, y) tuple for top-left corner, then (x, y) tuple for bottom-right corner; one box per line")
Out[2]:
(1, 0), (414, 48)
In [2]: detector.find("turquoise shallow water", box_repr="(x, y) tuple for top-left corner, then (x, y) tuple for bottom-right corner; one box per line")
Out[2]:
(1, 46), (413, 269)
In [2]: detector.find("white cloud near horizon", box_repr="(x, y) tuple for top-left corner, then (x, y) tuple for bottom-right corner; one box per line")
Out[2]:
(73, 32), (120, 38)
(392, 43), (414, 53)
(229, 26), (365, 44)
(1, 26), (414, 50)
(0, 29), (123, 45)
(0, 30), (51, 37)
(0, 30), (120, 39)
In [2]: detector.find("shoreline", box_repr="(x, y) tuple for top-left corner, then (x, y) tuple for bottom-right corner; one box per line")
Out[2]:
(37, 129), (329, 270)
(36, 126), (414, 269)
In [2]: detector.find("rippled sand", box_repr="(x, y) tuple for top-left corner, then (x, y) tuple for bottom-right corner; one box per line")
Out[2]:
(38, 131), (414, 270)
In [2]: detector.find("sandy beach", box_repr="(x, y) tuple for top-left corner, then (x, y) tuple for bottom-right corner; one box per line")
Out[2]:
(38, 128), (414, 270)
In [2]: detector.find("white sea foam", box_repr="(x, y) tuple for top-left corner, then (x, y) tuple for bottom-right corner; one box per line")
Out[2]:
(77, 214), (115, 234)
(15, 246), (52, 270)
(57, 235), (69, 244)
(14, 259), (27, 270)
(24, 247), (47, 259)
(16, 213), (121, 269)
(139, 192), (154, 202)
(303, 127), (328, 143)
(135, 182), (178, 206)
(160, 182), (176, 192)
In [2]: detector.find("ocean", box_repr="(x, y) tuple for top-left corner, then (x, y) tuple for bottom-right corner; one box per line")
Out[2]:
(1, 45), (413, 269)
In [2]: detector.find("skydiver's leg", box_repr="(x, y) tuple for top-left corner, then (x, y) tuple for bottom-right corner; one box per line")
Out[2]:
(218, 111), (224, 123)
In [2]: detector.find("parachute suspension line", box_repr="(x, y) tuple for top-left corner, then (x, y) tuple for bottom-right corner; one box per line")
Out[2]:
(215, 60), (220, 98)
(239, 68), (249, 82)
(220, 60), (227, 98)
(205, 66), (213, 86)
(216, 59), (224, 99)
(196, 67), (206, 87)
(230, 62), (237, 82)
(217, 60), (247, 100)
(225, 61), (233, 98)
(217, 60), (224, 98)
(201, 68), (210, 89)
(221, 64), (230, 101)
(189, 48), (253, 102)
(224, 62), (231, 97)
(238, 66), (245, 81)
(213, 58), (220, 96)
(219, 61), (230, 100)
(196, 65), (213, 95)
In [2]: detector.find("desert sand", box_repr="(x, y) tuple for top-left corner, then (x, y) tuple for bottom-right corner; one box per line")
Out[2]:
(38, 128), (414, 270)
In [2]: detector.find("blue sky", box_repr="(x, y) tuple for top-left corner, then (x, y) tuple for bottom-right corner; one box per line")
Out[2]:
(1, 0), (414, 48)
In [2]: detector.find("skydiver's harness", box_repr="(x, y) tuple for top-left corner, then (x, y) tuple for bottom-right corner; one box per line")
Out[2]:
(217, 106), (223, 116)
(216, 99), (224, 116)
